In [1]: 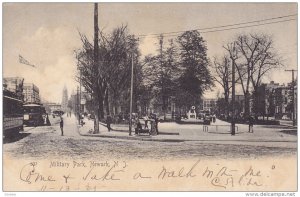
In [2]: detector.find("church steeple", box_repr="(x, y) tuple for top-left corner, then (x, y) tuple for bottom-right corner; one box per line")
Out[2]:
(61, 85), (68, 112)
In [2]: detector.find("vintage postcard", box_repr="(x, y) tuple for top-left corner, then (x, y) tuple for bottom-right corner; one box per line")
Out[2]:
(2, 2), (297, 193)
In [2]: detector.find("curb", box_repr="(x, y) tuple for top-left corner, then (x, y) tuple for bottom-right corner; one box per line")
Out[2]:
(77, 129), (297, 144)
(98, 121), (179, 135)
(280, 124), (297, 129)
(79, 133), (184, 143)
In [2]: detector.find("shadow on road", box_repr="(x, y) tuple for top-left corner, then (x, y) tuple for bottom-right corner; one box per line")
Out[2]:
(208, 131), (245, 135)
(258, 125), (293, 129)
(3, 133), (31, 144)
(280, 130), (297, 136)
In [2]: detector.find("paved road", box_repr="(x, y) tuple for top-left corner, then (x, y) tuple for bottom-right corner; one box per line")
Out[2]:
(79, 117), (297, 148)
(3, 113), (297, 161)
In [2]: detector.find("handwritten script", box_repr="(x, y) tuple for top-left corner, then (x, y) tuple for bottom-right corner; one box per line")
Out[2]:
(18, 159), (276, 191)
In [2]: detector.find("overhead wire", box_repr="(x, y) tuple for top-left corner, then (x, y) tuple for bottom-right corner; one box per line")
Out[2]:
(136, 14), (297, 39)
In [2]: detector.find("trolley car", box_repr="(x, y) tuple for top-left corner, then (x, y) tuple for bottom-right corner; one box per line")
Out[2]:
(3, 90), (24, 136)
(23, 103), (46, 126)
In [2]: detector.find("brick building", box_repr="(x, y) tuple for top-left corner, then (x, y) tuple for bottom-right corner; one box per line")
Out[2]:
(23, 83), (40, 104)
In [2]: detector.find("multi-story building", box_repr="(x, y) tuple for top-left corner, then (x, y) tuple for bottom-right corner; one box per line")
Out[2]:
(23, 83), (40, 104)
(200, 98), (217, 113)
(3, 77), (24, 100)
(252, 80), (296, 120)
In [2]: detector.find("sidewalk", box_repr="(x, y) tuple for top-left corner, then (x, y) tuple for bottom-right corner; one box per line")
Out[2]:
(77, 117), (297, 148)
(280, 119), (297, 128)
(78, 117), (183, 142)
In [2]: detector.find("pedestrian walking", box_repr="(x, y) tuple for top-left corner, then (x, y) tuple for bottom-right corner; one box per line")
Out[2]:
(144, 115), (149, 129)
(155, 115), (159, 135)
(212, 114), (216, 123)
(60, 116), (64, 136)
(150, 113), (159, 135)
(248, 115), (254, 133)
(106, 115), (112, 132)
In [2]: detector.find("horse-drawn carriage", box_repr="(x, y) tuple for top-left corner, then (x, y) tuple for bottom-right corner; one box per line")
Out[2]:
(133, 116), (158, 136)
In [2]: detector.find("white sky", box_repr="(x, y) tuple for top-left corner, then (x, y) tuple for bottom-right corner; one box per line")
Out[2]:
(2, 2), (297, 102)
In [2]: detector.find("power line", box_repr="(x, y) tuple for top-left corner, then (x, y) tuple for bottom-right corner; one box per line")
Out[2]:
(200, 18), (296, 34)
(137, 14), (297, 38)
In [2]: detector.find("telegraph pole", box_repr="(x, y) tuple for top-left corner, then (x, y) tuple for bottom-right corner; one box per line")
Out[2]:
(129, 53), (134, 136)
(93, 3), (100, 133)
(159, 35), (166, 120)
(231, 56), (236, 135)
(77, 86), (80, 125)
(285, 69), (297, 126)
(79, 69), (82, 115)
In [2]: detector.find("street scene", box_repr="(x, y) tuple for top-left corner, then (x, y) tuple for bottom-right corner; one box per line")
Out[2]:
(2, 2), (297, 192)
(4, 113), (296, 160)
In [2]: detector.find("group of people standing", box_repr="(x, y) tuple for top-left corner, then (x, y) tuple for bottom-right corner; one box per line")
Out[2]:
(105, 113), (159, 135)
(135, 113), (159, 135)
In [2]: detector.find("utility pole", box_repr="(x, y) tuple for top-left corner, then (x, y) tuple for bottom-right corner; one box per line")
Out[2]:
(285, 69), (297, 126)
(159, 35), (166, 120)
(93, 3), (100, 133)
(79, 69), (81, 115)
(77, 86), (80, 125)
(129, 53), (134, 136)
(230, 42), (237, 136)
(231, 57), (236, 135)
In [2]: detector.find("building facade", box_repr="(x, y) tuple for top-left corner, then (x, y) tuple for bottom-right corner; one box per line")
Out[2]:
(200, 98), (217, 113)
(23, 83), (40, 104)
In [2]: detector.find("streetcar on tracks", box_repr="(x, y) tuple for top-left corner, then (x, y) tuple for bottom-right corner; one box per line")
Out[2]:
(3, 89), (24, 136)
(23, 103), (46, 126)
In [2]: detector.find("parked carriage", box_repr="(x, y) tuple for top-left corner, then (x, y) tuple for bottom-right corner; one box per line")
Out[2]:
(134, 114), (158, 136)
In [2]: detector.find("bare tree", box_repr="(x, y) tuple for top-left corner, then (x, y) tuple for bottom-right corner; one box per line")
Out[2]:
(76, 25), (141, 133)
(211, 56), (232, 116)
(225, 33), (282, 117)
(75, 31), (104, 133)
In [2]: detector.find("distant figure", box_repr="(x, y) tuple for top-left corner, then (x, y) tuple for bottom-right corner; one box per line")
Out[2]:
(42, 114), (47, 125)
(106, 115), (112, 132)
(144, 115), (149, 129)
(212, 114), (216, 123)
(46, 114), (51, 126)
(60, 116), (64, 136)
(154, 115), (159, 135)
(136, 117), (142, 134)
(150, 113), (159, 135)
(248, 116), (254, 133)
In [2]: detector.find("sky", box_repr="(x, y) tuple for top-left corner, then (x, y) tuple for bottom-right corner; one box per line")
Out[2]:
(2, 2), (297, 103)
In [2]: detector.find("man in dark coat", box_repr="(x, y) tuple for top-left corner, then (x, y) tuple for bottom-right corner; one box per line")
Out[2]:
(60, 116), (64, 136)
(248, 115), (254, 133)
(106, 115), (112, 132)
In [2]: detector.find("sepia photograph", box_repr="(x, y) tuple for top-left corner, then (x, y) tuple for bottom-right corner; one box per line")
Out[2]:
(2, 2), (298, 193)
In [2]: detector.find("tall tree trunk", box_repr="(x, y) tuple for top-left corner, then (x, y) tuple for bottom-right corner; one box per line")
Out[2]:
(105, 89), (110, 115)
(93, 99), (99, 134)
(99, 96), (104, 119)
(224, 92), (229, 117)
(244, 92), (250, 117)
